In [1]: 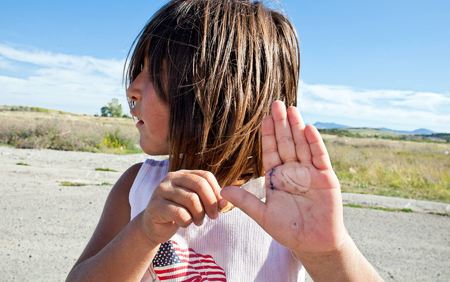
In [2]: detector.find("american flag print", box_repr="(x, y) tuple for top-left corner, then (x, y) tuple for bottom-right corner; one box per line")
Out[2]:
(151, 240), (227, 282)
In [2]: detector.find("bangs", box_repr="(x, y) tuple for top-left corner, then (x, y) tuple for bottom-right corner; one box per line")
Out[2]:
(126, 37), (169, 102)
(125, 3), (176, 102)
(125, 0), (201, 103)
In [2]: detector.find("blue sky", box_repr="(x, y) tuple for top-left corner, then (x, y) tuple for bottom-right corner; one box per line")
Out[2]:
(1, 0), (449, 132)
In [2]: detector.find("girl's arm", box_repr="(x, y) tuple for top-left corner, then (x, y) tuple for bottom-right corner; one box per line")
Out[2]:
(221, 101), (383, 281)
(67, 164), (223, 281)
(295, 235), (382, 282)
(66, 163), (160, 281)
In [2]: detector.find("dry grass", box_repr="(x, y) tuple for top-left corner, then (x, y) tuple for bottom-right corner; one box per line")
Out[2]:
(324, 135), (450, 202)
(0, 110), (141, 154)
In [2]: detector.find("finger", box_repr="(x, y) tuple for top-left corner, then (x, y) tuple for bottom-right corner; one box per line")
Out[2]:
(304, 125), (332, 170)
(188, 170), (230, 213)
(162, 186), (206, 226)
(188, 170), (223, 201)
(262, 115), (282, 171)
(170, 172), (219, 219)
(272, 100), (297, 163)
(287, 106), (312, 164)
(162, 201), (194, 228)
(220, 186), (266, 226)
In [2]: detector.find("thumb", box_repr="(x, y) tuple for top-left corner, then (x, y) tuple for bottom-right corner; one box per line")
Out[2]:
(220, 186), (265, 224)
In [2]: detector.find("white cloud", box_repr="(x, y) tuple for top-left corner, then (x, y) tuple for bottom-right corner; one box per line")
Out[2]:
(0, 44), (123, 78)
(0, 56), (17, 71)
(0, 43), (127, 114)
(0, 43), (449, 132)
(299, 82), (450, 132)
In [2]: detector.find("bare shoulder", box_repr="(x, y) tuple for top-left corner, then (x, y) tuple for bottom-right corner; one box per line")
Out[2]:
(72, 162), (143, 267)
(113, 162), (143, 195)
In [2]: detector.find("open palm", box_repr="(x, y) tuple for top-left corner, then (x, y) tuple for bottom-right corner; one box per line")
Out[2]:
(222, 101), (348, 256)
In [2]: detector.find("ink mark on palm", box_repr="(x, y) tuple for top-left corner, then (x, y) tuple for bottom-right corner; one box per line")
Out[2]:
(269, 168), (276, 190)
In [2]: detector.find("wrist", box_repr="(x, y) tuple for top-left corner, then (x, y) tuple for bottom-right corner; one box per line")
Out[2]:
(293, 232), (353, 265)
(136, 212), (162, 249)
(295, 233), (382, 282)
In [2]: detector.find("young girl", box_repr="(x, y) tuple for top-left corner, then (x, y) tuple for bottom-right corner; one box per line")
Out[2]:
(67, 0), (382, 281)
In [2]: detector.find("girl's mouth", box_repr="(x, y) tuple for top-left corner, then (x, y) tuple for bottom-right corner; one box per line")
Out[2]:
(132, 115), (144, 127)
(136, 119), (144, 127)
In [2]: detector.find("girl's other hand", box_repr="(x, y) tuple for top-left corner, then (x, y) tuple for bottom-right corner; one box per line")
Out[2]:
(221, 100), (348, 257)
(141, 170), (223, 245)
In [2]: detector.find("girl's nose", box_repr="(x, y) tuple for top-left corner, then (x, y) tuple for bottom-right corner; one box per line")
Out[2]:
(127, 96), (137, 111)
(126, 70), (145, 100)
(126, 80), (141, 113)
(126, 69), (148, 113)
(126, 76), (142, 100)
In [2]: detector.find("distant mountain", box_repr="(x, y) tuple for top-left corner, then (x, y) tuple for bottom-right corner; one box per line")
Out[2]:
(314, 122), (349, 129)
(410, 128), (435, 135)
(315, 122), (436, 135)
(378, 127), (435, 135)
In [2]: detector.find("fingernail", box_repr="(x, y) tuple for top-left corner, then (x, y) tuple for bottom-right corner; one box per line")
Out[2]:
(218, 199), (228, 210)
(195, 218), (204, 226)
(210, 208), (218, 219)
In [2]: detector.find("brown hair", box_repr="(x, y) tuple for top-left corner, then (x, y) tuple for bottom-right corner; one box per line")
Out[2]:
(126, 0), (300, 186)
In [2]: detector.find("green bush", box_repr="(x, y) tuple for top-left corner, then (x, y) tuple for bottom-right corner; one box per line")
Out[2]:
(102, 130), (132, 149)
(100, 98), (123, 117)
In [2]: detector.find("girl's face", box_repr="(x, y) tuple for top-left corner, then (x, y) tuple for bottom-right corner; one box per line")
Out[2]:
(126, 65), (170, 155)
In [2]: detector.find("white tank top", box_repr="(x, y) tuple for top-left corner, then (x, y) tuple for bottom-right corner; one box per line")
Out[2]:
(129, 159), (305, 282)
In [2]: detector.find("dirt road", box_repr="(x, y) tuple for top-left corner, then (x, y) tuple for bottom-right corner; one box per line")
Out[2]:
(1, 147), (448, 281)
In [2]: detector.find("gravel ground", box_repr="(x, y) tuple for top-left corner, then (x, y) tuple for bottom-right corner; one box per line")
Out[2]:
(0, 146), (449, 281)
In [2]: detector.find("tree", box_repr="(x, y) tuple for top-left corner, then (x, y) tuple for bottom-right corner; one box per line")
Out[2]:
(100, 98), (123, 117)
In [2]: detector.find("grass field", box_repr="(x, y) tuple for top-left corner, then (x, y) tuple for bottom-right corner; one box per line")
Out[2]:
(323, 135), (449, 202)
(1, 106), (449, 202)
(0, 106), (140, 154)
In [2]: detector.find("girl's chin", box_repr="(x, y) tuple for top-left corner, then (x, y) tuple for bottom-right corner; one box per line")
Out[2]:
(140, 140), (169, 156)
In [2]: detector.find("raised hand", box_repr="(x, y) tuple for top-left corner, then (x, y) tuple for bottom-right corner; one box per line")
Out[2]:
(221, 100), (349, 256)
